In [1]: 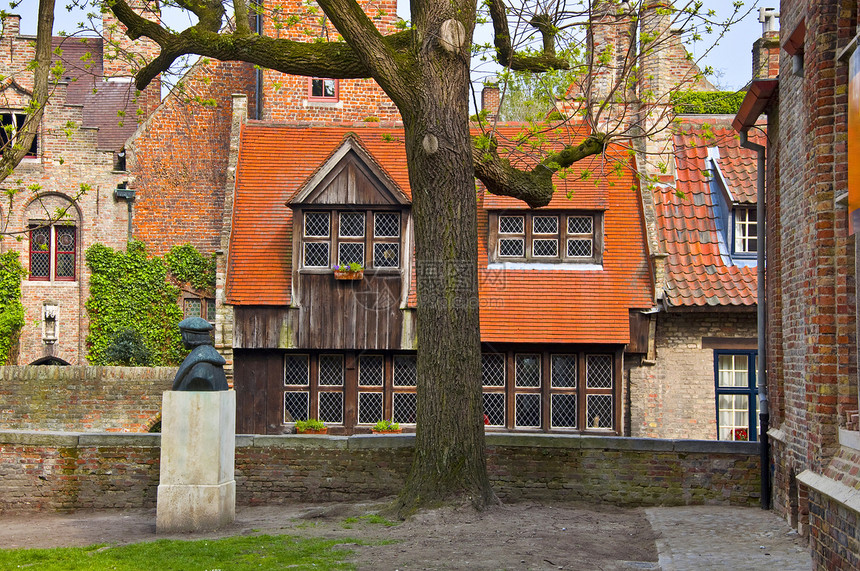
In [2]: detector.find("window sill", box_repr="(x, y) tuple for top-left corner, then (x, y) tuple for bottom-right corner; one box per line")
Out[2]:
(839, 427), (860, 452)
(303, 99), (342, 109)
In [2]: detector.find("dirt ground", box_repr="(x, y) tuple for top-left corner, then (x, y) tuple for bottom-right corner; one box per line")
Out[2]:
(0, 499), (659, 570)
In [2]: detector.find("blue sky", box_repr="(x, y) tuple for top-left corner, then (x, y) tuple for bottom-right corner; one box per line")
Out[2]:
(14, 0), (766, 91)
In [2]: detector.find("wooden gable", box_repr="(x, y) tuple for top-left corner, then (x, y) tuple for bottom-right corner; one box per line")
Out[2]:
(290, 134), (410, 207)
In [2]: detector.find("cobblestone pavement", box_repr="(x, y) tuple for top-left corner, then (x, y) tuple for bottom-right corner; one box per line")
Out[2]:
(645, 505), (812, 571)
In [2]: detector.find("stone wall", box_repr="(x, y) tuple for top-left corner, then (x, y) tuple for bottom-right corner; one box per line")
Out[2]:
(0, 430), (761, 512)
(628, 311), (757, 439)
(0, 366), (173, 432)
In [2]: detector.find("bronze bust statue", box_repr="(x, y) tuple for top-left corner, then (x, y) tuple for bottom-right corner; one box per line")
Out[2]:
(172, 316), (228, 391)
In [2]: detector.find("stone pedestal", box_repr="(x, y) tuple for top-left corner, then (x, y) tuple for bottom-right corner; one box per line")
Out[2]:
(156, 390), (236, 533)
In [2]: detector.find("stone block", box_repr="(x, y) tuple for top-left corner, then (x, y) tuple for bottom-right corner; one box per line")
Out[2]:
(157, 390), (235, 533)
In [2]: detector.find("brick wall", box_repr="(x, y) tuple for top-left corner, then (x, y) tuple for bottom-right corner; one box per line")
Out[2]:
(128, 59), (257, 256)
(0, 366), (173, 432)
(766, 1), (860, 568)
(0, 430), (761, 512)
(258, 0), (400, 124)
(628, 311), (757, 439)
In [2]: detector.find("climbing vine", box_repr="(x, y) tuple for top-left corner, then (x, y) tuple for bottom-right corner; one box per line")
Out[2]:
(165, 243), (216, 294)
(86, 241), (185, 365)
(0, 252), (26, 365)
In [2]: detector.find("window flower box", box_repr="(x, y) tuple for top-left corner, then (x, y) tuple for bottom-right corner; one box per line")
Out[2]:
(371, 419), (402, 434)
(333, 263), (364, 280)
(333, 269), (364, 280)
(295, 419), (327, 434)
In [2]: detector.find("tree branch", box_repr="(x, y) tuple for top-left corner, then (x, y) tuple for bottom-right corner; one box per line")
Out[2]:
(110, 0), (415, 91)
(487, 0), (569, 72)
(472, 133), (606, 208)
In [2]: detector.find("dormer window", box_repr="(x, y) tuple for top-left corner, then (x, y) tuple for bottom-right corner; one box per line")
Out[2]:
(490, 211), (602, 264)
(308, 78), (338, 101)
(733, 207), (757, 255)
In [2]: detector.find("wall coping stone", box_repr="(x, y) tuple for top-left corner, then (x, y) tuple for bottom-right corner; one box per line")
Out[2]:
(0, 429), (80, 447)
(78, 433), (161, 447)
(797, 469), (860, 515)
(249, 434), (348, 450)
(348, 434), (415, 449)
(0, 429), (759, 455)
(671, 439), (758, 454)
(839, 428), (860, 452)
(768, 427), (788, 444)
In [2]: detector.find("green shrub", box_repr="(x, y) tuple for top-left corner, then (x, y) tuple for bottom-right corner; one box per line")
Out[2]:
(671, 91), (746, 115)
(103, 328), (153, 366)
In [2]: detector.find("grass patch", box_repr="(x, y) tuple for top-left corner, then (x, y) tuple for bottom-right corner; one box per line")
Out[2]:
(0, 534), (360, 570)
(342, 514), (398, 529)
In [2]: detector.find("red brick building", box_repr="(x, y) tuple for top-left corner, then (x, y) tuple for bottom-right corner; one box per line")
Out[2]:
(0, 12), (157, 365)
(735, 1), (860, 568)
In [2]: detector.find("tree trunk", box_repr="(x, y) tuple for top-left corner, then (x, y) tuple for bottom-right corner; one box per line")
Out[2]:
(390, 3), (498, 516)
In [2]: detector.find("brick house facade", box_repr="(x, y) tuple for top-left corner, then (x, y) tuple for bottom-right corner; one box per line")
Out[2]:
(735, 1), (860, 568)
(0, 13), (157, 365)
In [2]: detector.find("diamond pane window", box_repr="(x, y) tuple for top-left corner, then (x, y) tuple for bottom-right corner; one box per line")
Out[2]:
(55, 226), (76, 280)
(515, 354), (541, 388)
(359, 355), (384, 386)
(551, 394), (577, 428)
(318, 392), (343, 424)
(284, 391), (309, 423)
(284, 355), (309, 386)
(586, 394), (612, 429)
(393, 355), (417, 386)
(358, 392), (383, 424)
(482, 353), (505, 387)
(483, 393), (505, 426)
(338, 242), (365, 266)
(319, 354), (344, 386)
(533, 215), (558, 234)
(392, 393), (417, 424)
(515, 393), (541, 427)
(586, 355), (612, 389)
(499, 216), (524, 234)
(339, 212), (365, 237)
(206, 300), (216, 322)
(551, 355), (576, 388)
(304, 242), (329, 267)
(568, 216), (593, 234)
(718, 354), (749, 388)
(184, 298), (202, 318)
(373, 243), (400, 267)
(374, 212), (400, 237)
(499, 238), (524, 257)
(567, 239), (593, 258)
(304, 212), (330, 237)
(29, 226), (50, 279)
(533, 238), (558, 257)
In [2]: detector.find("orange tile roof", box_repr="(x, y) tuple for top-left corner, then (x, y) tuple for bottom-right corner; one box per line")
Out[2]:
(658, 126), (760, 308)
(227, 123), (653, 344)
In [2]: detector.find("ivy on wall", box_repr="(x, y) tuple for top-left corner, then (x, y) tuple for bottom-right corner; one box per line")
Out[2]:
(671, 91), (747, 115)
(86, 241), (186, 366)
(165, 244), (216, 294)
(0, 252), (26, 365)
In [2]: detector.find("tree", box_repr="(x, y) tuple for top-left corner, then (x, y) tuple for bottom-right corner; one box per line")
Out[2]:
(104, 0), (744, 515)
(0, 0), (55, 236)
